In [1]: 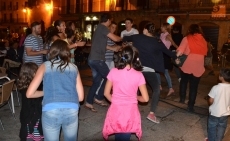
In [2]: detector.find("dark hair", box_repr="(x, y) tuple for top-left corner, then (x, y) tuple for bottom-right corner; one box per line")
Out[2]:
(162, 23), (171, 33)
(110, 21), (117, 26)
(31, 21), (41, 28)
(220, 68), (230, 82)
(125, 18), (133, 23)
(25, 28), (32, 37)
(117, 46), (142, 71)
(187, 24), (203, 35)
(65, 28), (75, 39)
(45, 26), (59, 45)
(100, 13), (112, 23)
(48, 39), (70, 72)
(144, 23), (155, 36)
(54, 20), (64, 28)
(17, 62), (38, 90)
(66, 21), (74, 29)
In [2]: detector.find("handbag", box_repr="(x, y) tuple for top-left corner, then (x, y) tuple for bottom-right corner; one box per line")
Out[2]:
(172, 51), (188, 67)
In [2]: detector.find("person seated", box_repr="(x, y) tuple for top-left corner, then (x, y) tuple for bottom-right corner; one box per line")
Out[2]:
(6, 41), (21, 62)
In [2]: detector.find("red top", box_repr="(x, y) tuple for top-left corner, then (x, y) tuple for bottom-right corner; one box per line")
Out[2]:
(177, 35), (207, 77)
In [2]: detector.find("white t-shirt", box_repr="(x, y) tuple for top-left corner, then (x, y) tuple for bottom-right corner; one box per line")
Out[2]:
(120, 28), (139, 38)
(208, 83), (230, 117)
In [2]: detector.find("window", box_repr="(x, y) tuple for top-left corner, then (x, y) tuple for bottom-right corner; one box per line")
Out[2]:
(3, 2), (6, 10)
(16, 2), (18, 10)
(9, 2), (12, 10)
(10, 13), (13, 22)
(4, 14), (7, 22)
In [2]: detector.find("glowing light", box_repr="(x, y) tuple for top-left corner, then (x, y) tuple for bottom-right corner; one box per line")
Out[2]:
(212, 0), (221, 3)
(23, 8), (27, 13)
(92, 16), (98, 21)
(166, 16), (176, 25)
(85, 16), (91, 21)
(45, 4), (53, 11)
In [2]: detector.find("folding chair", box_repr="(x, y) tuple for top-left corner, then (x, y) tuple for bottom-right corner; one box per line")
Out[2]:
(0, 79), (15, 121)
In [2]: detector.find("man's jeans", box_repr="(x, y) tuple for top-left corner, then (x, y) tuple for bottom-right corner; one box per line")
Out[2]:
(208, 115), (228, 141)
(87, 60), (110, 104)
(42, 108), (79, 141)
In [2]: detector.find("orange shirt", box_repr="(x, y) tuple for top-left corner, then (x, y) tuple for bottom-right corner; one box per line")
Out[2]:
(177, 37), (207, 77)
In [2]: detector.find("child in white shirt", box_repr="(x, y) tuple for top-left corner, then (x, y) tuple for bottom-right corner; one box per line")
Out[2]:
(207, 68), (230, 141)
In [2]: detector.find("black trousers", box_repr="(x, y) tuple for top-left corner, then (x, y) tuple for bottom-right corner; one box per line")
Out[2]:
(179, 71), (201, 109)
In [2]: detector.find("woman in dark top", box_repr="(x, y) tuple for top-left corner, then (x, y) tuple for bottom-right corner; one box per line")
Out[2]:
(17, 62), (43, 141)
(123, 23), (177, 124)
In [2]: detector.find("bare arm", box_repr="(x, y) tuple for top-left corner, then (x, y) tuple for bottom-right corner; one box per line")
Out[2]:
(166, 35), (178, 48)
(106, 45), (121, 52)
(68, 42), (86, 49)
(26, 47), (48, 56)
(76, 72), (84, 102)
(208, 96), (214, 106)
(107, 33), (122, 42)
(104, 80), (113, 102)
(26, 64), (45, 98)
(137, 84), (149, 102)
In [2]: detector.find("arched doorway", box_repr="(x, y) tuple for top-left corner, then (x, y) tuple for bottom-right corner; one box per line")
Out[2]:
(199, 22), (219, 62)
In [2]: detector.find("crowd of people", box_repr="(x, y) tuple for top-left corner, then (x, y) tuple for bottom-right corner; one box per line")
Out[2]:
(1, 12), (228, 141)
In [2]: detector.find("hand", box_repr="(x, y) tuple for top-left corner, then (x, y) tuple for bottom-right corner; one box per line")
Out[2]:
(76, 41), (86, 47)
(175, 58), (180, 64)
(115, 45), (122, 52)
(42, 49), (48, 54)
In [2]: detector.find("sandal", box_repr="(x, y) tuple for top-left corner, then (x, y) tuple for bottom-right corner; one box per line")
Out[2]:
(84, 105), (97, 112)
(94, 99), (108, 107)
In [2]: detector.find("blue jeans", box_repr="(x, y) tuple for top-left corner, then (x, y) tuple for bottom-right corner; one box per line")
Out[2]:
(87, 60), (110, 104)
(208, 115), (228, 141)
(42, 108), (79, 141)
(156, 69), (173, 88)
(115, 133), (131, 141)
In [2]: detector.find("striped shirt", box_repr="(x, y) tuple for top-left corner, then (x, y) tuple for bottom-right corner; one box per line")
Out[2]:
(105, 38), (116, 61)
(23, 34), (43, 66)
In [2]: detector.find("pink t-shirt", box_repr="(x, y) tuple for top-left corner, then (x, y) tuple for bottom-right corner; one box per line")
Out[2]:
(103, 67), (146, 140)
(160, 32), (171, 49)
(107, 67), (145, 104)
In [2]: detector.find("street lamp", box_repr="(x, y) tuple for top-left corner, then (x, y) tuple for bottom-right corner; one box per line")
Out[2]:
(45, 0), (53, 26)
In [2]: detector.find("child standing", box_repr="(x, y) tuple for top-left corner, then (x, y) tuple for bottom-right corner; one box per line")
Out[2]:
(26, 39), (84, 141)
(103, 46), (149, 141)
(207, 68), (230, 141)
(17, 62), (44, 141)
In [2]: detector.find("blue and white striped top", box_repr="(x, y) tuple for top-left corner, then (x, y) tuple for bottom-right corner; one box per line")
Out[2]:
(105, 38), (116, 61)
(23, 34), (43, 66)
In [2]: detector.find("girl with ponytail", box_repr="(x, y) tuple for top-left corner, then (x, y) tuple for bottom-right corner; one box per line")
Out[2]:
(103, 46), (149, 141)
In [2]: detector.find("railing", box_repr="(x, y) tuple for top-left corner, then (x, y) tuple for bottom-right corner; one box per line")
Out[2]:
(0, 18), (27, 24)
(56, 0), (230, 15)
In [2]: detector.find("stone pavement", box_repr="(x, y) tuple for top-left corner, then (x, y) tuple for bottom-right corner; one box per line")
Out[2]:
(0, 64), (230, 141)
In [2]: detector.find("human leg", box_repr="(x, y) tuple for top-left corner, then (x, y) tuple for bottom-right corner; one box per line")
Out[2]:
(143, 72), (160, 123)
(156, 73), (162, 90)
(216, 116), (228, 141)
(164, 69), (174, 96)
(179, 71), (189, 103)
(187, 74), (200, 111)
(208, 115), (219, 141)
(62, 109), (79, 141)
(42, 109), (62, 141)
(86, 60), (104, 105)
(173, 65), (181, 80)
(115, 133), (131, 141)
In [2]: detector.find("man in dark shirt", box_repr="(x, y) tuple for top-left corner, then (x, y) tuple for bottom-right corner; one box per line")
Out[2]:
(86, 13), (121, 112)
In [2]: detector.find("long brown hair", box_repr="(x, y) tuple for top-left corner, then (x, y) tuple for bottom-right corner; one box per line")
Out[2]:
(48, 39), (70, 72)
(17, 62), (38, 90)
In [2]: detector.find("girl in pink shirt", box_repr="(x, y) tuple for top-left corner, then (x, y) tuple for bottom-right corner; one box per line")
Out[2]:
(103, 46), (149, 141)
